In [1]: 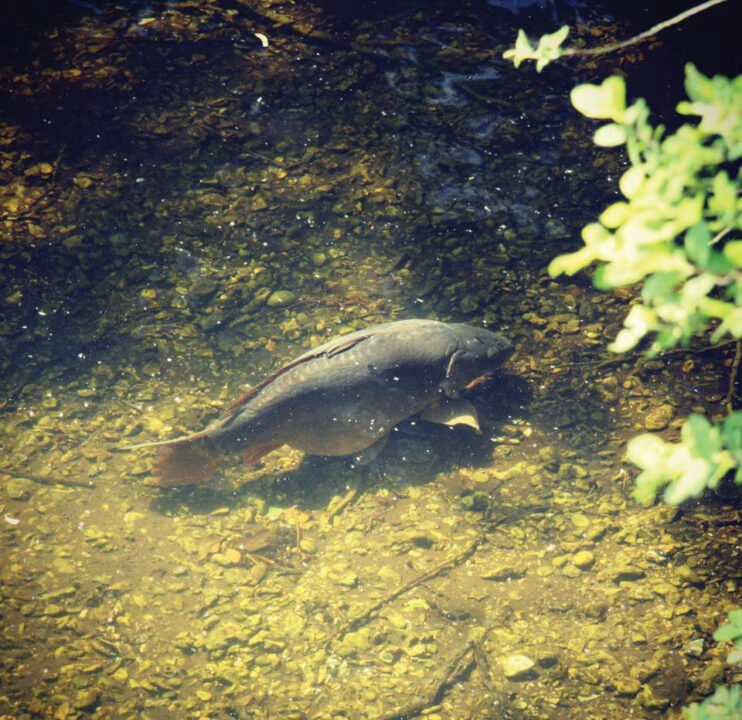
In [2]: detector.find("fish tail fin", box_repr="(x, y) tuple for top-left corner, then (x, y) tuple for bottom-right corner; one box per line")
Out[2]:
(153, 436), (222, 486)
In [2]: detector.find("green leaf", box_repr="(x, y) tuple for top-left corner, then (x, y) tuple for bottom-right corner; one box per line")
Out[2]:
(712, 307), (742, 342)
(539, 24), (569, 50)
(713, 609), (742, 643)
(710, 170), (738, 223)
(683, 62), (714, 103)
(633, 469), (665, 505)
(502, 29), (534, 69)
(723, 413), (742, 447)
(626, 433), (668, 469)
(619, 165), (645, 199)
(642, 271), (684, 303)
(683, 413), (715, 460)
(581, 222), (611, 246)
(706, 250), (734, 276)
(663, 457), (710, 505)
(684, 224), (711, 267)
(534, 25), (570, 72)
(503, 26), (569, 71)
(684, 684), (742, 720)
(571, 76), (626, 121)
(724, 241), (742, 267)
(599, 202), (629, 229)
(675, 195), (705, 230)
(547, 246), (598, 277)
(594, 123), (628, 147)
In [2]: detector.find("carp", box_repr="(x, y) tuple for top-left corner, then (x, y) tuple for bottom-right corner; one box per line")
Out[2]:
(128, 319), (513, 485)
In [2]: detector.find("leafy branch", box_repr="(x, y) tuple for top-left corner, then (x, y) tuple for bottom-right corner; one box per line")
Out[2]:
(550, 65), (742, 507)
(681, 610), (742, 719)
(503, 0), (729, 72)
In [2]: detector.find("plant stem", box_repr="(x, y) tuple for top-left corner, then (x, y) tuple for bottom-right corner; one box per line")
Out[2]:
(564, 0), (729, 57)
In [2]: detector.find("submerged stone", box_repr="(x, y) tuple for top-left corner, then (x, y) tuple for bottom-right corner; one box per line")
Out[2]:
(644, 404), (674, 431)
(502, 654), (536, 680)
(6, 478), (33, 501)
(572, 550), (595, 570)
(266, 290), (297, 307)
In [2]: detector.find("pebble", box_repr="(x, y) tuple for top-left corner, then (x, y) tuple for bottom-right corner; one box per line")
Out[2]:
(572, 550), (595, 570)
(266, 290), (297, 307)
(613, 677), (641, 696)
(501, 654), (536, 680)
(6, 478), (33, 501)
(73, 689), (99, 711)
(644, 404), (674, 430)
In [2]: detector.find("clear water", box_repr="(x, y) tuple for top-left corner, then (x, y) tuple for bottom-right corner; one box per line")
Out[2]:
(1, 1), (739, 718)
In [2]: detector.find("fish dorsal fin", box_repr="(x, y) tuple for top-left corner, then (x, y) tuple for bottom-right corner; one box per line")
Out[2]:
(221, 332), (372, 420)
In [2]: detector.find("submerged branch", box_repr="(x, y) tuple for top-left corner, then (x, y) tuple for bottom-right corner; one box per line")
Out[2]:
(374, 643), (476, 720)
(0, 470), (96, 490)
(327, 534), (486, 644)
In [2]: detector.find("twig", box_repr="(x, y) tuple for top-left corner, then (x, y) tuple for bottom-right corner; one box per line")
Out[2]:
(294, 512), (301, 548)
(325, 487), (357, 521)
(115, 397), (146, 415)
(243, 551), (300, 574)
(471, 639), (497, 696)
(725, 339), (741, 414)
(0, 380), (29, 411)
(240, 149), (286, 171)
(552, 339), (737, 373)
(0, 470), (96, 490)
(50, 139), (69, 186)
(373, 643), (476, 720)
(328, 534), (486, 643)
(710, 225), (733, 246)
(564, 0), (729, 57)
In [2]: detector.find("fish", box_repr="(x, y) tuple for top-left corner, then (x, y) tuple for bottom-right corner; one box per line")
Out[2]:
(127, 319), (513, 485)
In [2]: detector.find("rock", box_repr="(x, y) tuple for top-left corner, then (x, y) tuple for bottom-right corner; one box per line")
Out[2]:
(6, 477), (33, 501)
(481, 563), (525, 581)
(645, 404), (674, 430)
(638, 685), (669, 711)
(613, 677), (641, 696)
(570, 513), (591, 528)
(610, 566), (646, 582)
(266, 290), (297, 308)
(501, 654), (536, 680)
(73, 689), (99, 711)
(189, 277), (218, 299)
(337, 571), (358, 587)
(572, 550), (595, 570)
(299, 537), (317, 553)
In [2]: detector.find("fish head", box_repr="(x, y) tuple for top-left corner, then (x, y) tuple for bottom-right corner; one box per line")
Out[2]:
(442, 325), (513, 396)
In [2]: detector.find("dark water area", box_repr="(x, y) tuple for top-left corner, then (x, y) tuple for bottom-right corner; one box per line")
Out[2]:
(1, 1), (741, 719)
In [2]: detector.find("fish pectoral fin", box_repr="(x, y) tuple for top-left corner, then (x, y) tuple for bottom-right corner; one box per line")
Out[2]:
(242, 442), (282, 467)
(420, 399), (481, 433)
(351, 433), (389, 466)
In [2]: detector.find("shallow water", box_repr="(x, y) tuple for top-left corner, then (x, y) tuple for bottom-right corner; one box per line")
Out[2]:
(1, 1), (741, 718)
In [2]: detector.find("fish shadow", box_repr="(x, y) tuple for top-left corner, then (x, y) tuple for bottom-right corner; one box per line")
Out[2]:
(371, 371), (531, 482)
